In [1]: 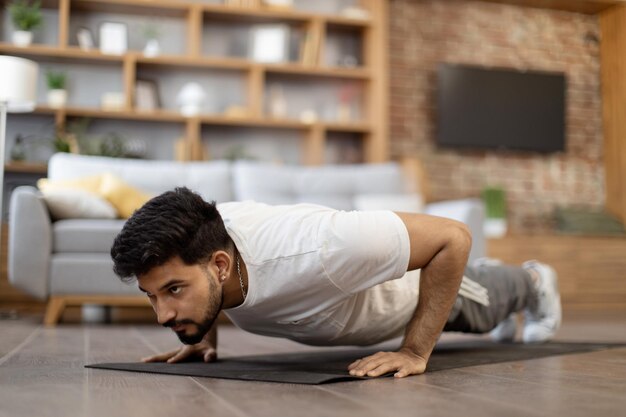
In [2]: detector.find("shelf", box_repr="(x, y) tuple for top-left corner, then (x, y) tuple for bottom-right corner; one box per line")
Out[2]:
(1, 0), (387, 164)
(136, 55), (252, 71)
(324, 122), (370, 133)
(0, 43), (124, 64)
(40, 0), (375, 26)
(4, 162), (48, 175)
(44, 106), (186, 122)
(32, 106), (371, 133)
(201, 4), (371, 28)
(70, 0), (189, 17)
(202, 3), (311, 24)
(201, 115), (305, 129)
(264, 63), (370, 79)
(324, 15), (371, 28)
(0, 44), (369, 79)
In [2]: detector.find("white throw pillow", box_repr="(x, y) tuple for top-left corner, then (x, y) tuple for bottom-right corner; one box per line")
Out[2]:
(41, 189), (118, 220)
(353, 193), (424, 213)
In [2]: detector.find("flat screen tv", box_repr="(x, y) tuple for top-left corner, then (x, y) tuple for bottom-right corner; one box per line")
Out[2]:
(436, 63), (566, 153)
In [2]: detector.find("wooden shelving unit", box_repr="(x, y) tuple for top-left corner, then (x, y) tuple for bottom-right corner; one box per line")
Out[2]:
(0, 0), (388, 164)
(4, 162), (48, 175)
(600, 3), (626, 225)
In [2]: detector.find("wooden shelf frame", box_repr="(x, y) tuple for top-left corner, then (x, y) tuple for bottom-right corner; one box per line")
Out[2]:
(600, 4), (626, 224)
(0, 0), (388, 165)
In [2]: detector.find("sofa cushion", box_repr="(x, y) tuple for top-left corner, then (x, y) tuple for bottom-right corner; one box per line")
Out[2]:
(353, 193), (424, 213)
(233, 161), (407, 210)
(41, 189), (118, 220)
(98, 173), (153, 218)
(39, 173), (152, 218)
(231, 162), (297, 205)
(53, 219), (126, 253)
(48, 153), (233, 203)
(50, 253), (141, 295)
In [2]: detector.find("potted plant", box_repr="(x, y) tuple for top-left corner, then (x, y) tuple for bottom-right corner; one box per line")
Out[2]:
(142, 21), (161, 57)
(46, 70), (67, 108)
(482, 186), (508, 238)
(7, 0), (42, 47)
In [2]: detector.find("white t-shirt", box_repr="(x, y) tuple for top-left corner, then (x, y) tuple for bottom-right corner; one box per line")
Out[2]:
(219, 201), (417, 346)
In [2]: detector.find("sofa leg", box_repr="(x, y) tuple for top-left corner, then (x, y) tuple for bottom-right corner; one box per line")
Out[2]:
(44, 297), (66, 326)
(43, 295), (150, 326)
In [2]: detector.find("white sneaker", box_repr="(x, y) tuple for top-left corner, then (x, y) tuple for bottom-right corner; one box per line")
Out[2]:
(489, 313), (517, 343)
(522, 261), (562, 344)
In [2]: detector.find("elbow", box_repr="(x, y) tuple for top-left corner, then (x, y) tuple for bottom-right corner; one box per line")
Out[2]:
(448, 220), (472, 260)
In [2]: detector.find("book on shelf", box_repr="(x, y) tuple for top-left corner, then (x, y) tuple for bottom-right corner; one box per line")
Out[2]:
(299, 26), (321, 66)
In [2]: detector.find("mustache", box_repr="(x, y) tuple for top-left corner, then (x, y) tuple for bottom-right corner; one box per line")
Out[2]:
(163, 319), (196, 329)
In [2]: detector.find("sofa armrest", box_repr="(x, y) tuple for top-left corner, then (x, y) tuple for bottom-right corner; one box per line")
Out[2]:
(424, 198), (486, 263)
(8, 186), (52, 300)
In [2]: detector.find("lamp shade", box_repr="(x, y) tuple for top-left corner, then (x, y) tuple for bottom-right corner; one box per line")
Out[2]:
(0, 55), (39, 113)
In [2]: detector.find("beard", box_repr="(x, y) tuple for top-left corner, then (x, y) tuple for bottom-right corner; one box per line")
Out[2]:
(166, 274), (223, 345)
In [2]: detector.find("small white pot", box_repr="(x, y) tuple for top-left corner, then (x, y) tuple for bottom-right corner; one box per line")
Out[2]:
(484, 218), (508, 238)
(12, 30), (33, 47)
(143, 39), (161, 57)
(47, 89), (67, 108)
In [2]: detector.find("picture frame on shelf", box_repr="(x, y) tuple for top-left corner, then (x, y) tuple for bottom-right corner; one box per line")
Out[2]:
(249, 24), (290, 63)
(99, 22), (128, 55)
(135, 79), (161, 111)
(76, 27), (95, 51)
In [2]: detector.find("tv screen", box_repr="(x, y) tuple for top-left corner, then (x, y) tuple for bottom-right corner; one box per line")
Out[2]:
(436, 64), (566, 153)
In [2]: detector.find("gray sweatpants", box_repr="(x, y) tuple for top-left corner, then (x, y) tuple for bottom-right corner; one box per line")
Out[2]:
(443, 264), (536, 333)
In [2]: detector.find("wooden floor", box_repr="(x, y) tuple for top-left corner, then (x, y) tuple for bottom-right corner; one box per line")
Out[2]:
(1, 311), (625, 417)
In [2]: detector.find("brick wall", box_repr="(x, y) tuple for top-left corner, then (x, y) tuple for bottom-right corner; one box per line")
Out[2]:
(389, 0), (604, 232)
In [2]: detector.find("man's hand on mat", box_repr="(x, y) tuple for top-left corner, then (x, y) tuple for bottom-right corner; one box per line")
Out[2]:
(347, 348), (427, 378)
(141, 341), (217, 364)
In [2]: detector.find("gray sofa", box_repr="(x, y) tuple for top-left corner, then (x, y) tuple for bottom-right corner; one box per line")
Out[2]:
(8, 153), (485, 325)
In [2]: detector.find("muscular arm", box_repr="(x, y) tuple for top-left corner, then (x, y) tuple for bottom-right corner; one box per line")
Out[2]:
(349, 213), (471, 378)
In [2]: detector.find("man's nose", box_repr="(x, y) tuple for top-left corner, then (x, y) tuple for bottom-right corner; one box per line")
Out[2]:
(155, 301), (176, 325)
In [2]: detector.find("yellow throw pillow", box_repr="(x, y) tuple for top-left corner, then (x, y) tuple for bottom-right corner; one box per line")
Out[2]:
(38, 174), (104, 195)
(38, 173), (152, 219)
(99, 173), (152, 218)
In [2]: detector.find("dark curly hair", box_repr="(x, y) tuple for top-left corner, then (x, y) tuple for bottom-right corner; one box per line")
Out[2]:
(111, 187), (232, 282)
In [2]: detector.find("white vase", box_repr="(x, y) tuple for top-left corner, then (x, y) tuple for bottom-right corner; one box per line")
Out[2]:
(47, 89), (67, 108)
(143, 39), (161, 57)
(484, 218), (508, 238)
(12, 30), (33, 47)
(177, 82), (206, 116)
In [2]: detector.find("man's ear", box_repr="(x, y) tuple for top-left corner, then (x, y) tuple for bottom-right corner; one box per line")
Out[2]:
(211, 250), (232, 283)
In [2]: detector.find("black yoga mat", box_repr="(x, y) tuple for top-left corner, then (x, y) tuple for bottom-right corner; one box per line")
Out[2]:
(86, 340), (626, 385)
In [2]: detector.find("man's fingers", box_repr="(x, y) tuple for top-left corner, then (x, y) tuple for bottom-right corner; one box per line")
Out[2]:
(348, 351), (427, 378)
(348, 359), (362, 370)
(167, 348), (191, 363)
(141, 349), (180, 363)
(203, 348), (217, 363)
(349, 356), (391, 376)
(349, 352), (386, 373)
(394, 364), (425, 378)
(366, 362), (400, 377)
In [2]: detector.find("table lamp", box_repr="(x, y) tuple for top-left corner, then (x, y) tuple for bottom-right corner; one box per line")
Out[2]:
(0, 55), (39, 255)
